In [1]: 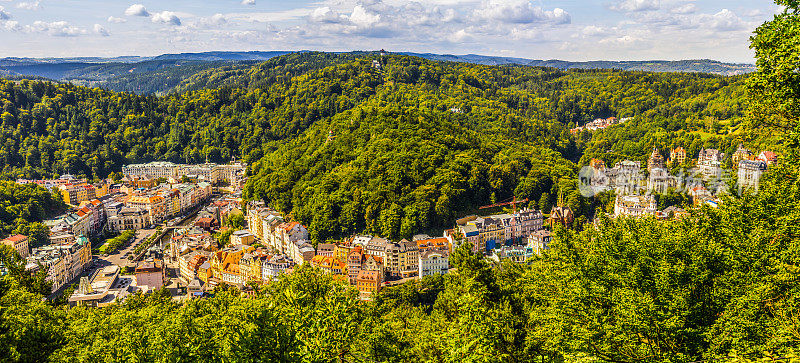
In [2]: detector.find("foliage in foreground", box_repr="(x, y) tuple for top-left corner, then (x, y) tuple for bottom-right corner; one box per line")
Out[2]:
(2, 156), (800, 362)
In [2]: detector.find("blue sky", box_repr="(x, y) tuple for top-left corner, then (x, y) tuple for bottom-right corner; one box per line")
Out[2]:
(0, 0), (782, 62)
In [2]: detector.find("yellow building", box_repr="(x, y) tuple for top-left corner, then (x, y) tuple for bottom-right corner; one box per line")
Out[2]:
(126, 195), (167, 225)
(60, 183), (96, 205)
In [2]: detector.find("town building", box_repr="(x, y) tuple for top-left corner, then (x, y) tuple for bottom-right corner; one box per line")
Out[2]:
(126, 195), (167, 225)
(697, 149), (725, 180)
(122, 161), (180, 179)
(356, 269), (382, 299)
(287, 240), (316, 265)
(738, 159), (768, 192)
(416, 237), (451, 254)
(230, 230), (255, 246)
(689, 186), (714, 206)
(732, 144), (753, 166)
(106, 207), (149, 232)
(589, 158), (606, 170)
(614, 194), (658, 218)
(316, 243), (336, 257)
(647, 167), (676, 194)
(613, 160), (644, 195)
(1, 234), (29, 258)
(311, 255), (348, 275)
(418, 250), (449, 278)
(527, 230), (552, 256)
(68, 265), (137, 307)
(670, 147), (687, 166)
(59, 183), (97, 206)
(261, 254), (293, 280)
(494, 245), (530, 264)
(347, 246), (383, 284)
(757, 151), (778, 165)
(26, 236), (91, 293)
(451, 208), (544, 253)
(385, 239), (419, 278)
(135, 259), (166, 289)
(647, 147), (665, 172)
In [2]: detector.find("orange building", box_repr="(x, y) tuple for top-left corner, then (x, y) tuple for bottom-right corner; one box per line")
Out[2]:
(670, 147), (687, 166)
(356, 269), (382, 299)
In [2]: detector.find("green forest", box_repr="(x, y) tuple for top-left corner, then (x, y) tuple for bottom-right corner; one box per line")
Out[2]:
(0, 49), (755, 241)
(2, 162), (800, 361)
(0, 0), (799, 360)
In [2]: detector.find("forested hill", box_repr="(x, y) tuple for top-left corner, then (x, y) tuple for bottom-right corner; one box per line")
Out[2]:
(0, 53), (748, 240)
(0, 50), (753, 95)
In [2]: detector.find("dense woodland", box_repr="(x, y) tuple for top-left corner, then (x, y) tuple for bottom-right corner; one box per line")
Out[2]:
(0, 0), (798, 360)
(2, 162), (800, 361)
(0, 181), (64, 248)
(0, 50), (755, 241)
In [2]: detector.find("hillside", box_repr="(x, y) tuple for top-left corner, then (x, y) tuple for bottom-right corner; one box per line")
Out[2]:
(0, 51), (754, 95)
(0, 53), (752, 241)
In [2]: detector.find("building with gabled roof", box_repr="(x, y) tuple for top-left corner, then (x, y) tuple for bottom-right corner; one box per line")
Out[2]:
(356, 269), (382, 299)
(1, 234), (29, 259)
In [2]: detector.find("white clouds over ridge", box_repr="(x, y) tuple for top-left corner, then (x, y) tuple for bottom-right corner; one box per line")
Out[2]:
(0, 0), (781, 61)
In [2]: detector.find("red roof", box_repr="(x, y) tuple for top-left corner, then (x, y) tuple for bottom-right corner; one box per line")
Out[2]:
(3, 234), (27, 242)
(760, 151), (777, 161)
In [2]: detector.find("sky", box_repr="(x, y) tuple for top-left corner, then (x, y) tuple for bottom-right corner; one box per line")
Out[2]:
(0, 0), (783, 62)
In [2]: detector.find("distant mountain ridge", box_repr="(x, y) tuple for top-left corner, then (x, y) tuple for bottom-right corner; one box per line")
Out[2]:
(0, 50), (755, 95)
(400, 52), (755, 76)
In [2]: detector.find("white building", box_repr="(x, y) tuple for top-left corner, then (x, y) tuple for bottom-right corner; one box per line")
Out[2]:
(527, 230), (552, 256)
(418, 250), (449, 278)
(122, 161), (180, 179)
(697, 149), (725, 180)
(614, 194), (658, 218)
(738, 159), (768, 192)
(107, 207), (149, 232)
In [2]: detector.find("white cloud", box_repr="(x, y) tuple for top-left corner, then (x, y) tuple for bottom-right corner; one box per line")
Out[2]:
(349, 5), (380, 27)
(191, 13), (226, 28)
(476, 1), (571, 24)
(610, 0), (659, 12)
(582, 25), (610, 36)
(28, 21), (87, 36)
(151, 11), (181, 26)
(16, 1), (39, 10)
(0, 6), (10, 20)
(671, 3), (697, 14)
(107, 16), (126, 23)
(448, 28), (472, 42)
(125, 4), (149, 17)
(241, 0), (255, 5)
(599, 34), (647, 48)
(701, 9), (746, 31)
(3, 20), (19, 31)
(94, 24), (109, 36)
(309, 7), (347, 23)
(226, 8), (311, 23)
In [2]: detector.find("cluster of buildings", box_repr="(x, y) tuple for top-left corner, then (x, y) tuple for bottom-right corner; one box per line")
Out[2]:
(309, 234), (454, 298)
(167, 224), (297, 295)
(7, 166), (228, 295)
(68, 259), (167, 307)
(245, 202), (315, 265)
(444, 206), (565, 265)
(569, 117), (631, 134)
(121, 160), (246, 187)
(24, 236), (92, 293)
(586, 145), (778, 218)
